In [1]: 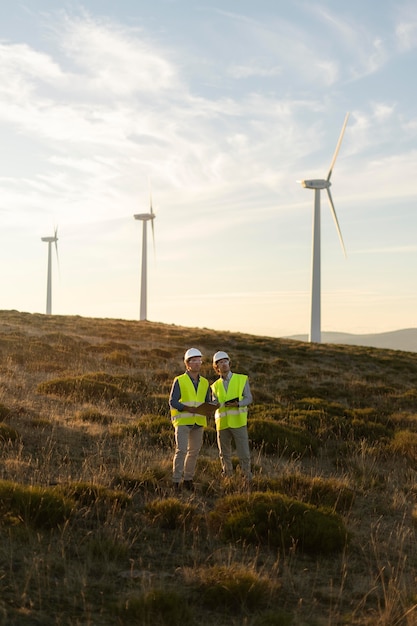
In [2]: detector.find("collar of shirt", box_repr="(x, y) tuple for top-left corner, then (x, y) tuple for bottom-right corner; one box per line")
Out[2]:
(186, 371), (200, 389)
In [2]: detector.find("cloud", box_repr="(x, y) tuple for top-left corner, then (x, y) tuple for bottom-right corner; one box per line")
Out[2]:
(55, 14), (179, 96)
(395, 2), (417, 52)
(228, 61), (282, 79)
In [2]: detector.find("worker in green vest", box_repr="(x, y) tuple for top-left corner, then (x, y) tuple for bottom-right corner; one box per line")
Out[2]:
(169, 348), (211, 491)
(211, 351), (253, 482)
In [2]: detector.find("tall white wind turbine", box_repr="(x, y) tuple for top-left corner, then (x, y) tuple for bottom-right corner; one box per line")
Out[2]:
(134, 189), (156, 321)
(299, 113), (349, 343)
(41, 227), (59, 316)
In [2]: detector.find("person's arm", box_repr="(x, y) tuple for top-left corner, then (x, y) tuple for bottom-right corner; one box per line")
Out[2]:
(238, 378), (253, 407)
(169, 379), (186, 411)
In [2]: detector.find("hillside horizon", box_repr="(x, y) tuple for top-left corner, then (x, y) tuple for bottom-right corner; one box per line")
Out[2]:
(3, 308), (417, 355)
(286, 327), (417, 353)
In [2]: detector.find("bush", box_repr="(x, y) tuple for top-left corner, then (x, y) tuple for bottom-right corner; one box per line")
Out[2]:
(0, 403), (12, 420)
(57, 482), (131, 509)
(76, 408), (114, 424)
(349, 418), (393, 442)
(115, 466), (167, 492)
(145, 497), (197, 529)
(254, 610), (294, 626)
(0, 422), (19, 442)
(248, 419), (318, 455)
(252, 474), (354, 513)
(117, 589), (193, 625)
(37, 374), (130, 405)
(209, 491), (348, 554)
(391, 430), (417, 467)
(189, 564), (278, 613)
(0, 480), (73, 528)
(136, 414), (174, 447)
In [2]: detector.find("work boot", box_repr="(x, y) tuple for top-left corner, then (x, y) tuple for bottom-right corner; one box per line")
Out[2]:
(183, 480), (194, 491)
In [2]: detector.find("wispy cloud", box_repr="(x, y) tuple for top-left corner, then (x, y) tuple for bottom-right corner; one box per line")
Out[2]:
(395, 2), (417, 52)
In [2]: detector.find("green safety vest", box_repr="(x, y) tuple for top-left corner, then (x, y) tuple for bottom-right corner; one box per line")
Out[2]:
(170, 373), (209, 428)
(211, 373), (248, 430)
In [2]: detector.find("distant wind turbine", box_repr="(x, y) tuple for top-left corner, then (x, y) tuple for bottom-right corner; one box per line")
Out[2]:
(134, 188), (156, 321)
(41, 227), (59, 316)
(298, 113), (349, 343)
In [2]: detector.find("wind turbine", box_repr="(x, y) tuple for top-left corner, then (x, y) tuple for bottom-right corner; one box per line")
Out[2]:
(298, 112), (349, 343)
(133, 187), (156, 321)
(41, 227), (59, 315)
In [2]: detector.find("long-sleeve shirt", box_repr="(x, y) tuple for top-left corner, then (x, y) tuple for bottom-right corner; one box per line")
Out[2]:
(169, 372), (211, 412)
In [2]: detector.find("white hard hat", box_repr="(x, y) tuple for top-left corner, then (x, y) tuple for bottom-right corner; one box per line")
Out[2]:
(213, 351), (230, 364)
(184, 348), (203, 361)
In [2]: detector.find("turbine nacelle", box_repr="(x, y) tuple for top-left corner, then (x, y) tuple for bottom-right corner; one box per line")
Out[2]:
(134, 213), (155, 221)
(300, 179), (331, 190)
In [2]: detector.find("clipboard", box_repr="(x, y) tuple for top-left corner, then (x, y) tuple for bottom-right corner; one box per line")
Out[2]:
(184, 402), (220, 417)
(224, 397), (239, 406)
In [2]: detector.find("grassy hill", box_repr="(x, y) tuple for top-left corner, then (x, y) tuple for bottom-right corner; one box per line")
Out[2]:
(1, 309), (417, 625)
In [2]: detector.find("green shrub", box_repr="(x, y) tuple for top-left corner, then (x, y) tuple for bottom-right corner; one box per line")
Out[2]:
(349, 418), (393, 442)
(37, 374), (130, 405)
(209, 491), (348, 554)
(145, 497), (197, 529)
(0, 422), (19, 442)
(0, 403), (12, 420)
(252, 474), (354, 512)
(254, 610), (294, 626)
(391, 430), (417, 466)
(76, 408), (113, 424)
(248, 419), (318, 455)
(57, 482), (131, 508)
(115, 466), (167, 492)
(117, 588), (193, 625)
(104, 350), (135, 366)
(190, 563), (278, 613)
(137, 414), (173, 445)
(0, 479), (73, 528)
(295, 397), (347, 416)
(87, 535), (129, 562)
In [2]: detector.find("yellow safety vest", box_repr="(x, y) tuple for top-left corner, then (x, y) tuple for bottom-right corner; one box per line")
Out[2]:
(170, 373), (209, 428)
(211, 374), (248, 430)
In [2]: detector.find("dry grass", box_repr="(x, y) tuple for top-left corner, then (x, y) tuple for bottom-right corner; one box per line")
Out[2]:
(1, 310), (417, 624)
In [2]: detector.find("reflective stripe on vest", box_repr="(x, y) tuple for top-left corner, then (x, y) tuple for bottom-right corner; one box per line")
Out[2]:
(211, 373), (248, 430)
(170, 373), (208, 428)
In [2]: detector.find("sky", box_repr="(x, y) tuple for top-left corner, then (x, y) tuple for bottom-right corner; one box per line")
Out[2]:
(1, 0), (417, 339)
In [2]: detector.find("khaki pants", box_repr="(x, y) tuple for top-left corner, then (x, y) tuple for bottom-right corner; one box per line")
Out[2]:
(217, 426), (252, 480)
(172, 424), (204, 482)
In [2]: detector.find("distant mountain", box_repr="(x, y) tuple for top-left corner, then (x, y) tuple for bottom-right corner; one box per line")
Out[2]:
(286, 328), (417, 353)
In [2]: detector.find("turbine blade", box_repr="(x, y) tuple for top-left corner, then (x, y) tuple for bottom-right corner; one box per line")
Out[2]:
(327, 188), (346, 257)
(148, 178), (156, 256)
(151, 217), (156, 256)
(148, 177), (154, 216)
(54, 226), (60, 275)
(326, 112), (349, 181)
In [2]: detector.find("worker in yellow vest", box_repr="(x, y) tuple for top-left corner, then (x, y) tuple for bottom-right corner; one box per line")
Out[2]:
(169, 348), (211, 491)
(211, 351), (253, 482)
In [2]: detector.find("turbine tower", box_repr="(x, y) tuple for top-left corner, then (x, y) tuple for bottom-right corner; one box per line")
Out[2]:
(134, 189), (156, 321)
(299, 113), (349, 343)
(41, 227), (59, 316)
